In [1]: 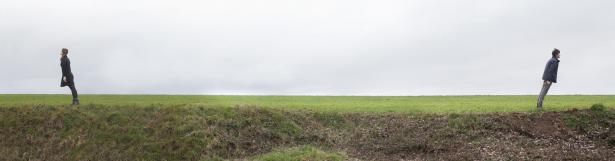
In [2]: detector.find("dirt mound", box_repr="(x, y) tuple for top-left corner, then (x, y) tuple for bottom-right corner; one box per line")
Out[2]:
(336, 110), (614, 160)
(492, 112), (575, 139)
(1, 105), (613, 161)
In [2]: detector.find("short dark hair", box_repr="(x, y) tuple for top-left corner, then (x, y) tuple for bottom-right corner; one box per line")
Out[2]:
(62, 48), (68, 55)
(552, 48), (560, 57)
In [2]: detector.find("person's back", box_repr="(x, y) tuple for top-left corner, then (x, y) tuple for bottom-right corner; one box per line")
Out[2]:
(542, 57), (559, 83)
(537, 48), (561, 111)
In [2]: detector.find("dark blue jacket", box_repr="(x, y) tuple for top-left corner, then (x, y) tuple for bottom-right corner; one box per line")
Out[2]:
(542, 58), (559, 83)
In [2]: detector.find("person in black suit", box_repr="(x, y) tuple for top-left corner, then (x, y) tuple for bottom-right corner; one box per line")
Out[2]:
(60, 48), (79, 105)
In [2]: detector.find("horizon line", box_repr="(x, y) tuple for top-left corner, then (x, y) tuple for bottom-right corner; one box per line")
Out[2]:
(2, 93), (614, 97)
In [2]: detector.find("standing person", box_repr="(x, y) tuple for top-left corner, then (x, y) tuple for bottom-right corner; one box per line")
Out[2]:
(60, 48), (79, 105)
(537, 48), (560, 111)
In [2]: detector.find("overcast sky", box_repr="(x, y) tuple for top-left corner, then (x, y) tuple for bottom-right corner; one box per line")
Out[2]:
(1, 0), (614, 95)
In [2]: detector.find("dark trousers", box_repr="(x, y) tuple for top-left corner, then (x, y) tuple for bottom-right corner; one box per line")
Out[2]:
(68, 84), (78, 99)
(536, 81), (552, 110)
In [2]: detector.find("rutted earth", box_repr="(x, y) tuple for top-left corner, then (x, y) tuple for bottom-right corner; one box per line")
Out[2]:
(293, 109), (614, 160)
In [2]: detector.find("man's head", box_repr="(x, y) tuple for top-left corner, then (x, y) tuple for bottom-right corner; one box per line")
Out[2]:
(61, 48), (68, 56)
(552, 48), (560, 59)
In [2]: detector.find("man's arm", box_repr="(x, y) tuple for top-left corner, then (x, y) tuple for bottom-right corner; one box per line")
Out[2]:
(550, 61), (558, 83)
(61, 58), (68, 82)
(542, 60), (553, 81)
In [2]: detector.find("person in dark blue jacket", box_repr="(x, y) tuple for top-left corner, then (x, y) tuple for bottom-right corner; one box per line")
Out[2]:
(537, 48), (560, 111)
(60, 48), (79, 105)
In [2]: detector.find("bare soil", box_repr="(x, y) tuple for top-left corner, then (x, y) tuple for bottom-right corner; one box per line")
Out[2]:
(290, 109), (614, 160)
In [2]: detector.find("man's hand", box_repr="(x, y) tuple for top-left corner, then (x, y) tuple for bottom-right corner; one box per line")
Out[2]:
(63, 77), (67, 82)
(545, 81), (551, 85)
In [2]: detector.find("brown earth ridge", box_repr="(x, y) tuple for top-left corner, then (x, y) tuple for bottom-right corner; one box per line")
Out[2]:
(1, 104), (613, 160)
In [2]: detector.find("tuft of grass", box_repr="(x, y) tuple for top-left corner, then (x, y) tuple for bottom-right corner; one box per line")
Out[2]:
(263, 109), (302, 137)
(448, 114), (485, 134)
(233, 106), (302, 138)
(564, 104), (612, 131)
(590, 103), (606, 112)
(312, 112), (350, 128)
(251, 146), (345, 161)
(563, 114), (591, 132)
(563, 104), (615, 146)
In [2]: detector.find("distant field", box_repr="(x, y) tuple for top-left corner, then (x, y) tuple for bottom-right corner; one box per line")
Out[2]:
(1, 94), (613, 113)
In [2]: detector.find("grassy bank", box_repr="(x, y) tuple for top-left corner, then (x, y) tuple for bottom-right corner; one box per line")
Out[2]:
(1, 94), (615, 113)
(1, 104), (613, 160)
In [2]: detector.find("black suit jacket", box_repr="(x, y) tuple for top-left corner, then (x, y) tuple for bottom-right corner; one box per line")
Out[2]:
(60, 56), (74, 87)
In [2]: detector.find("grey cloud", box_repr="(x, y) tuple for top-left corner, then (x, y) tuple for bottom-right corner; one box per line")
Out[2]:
(1, 0), (614, 95)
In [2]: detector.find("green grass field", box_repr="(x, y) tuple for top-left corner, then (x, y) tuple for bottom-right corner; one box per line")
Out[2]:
(1, 94), (613, 113)
(2, 94), (614, 160)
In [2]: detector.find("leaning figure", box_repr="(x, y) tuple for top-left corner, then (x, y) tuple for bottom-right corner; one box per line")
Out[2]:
(537, 48), (560, 111)
(60, 48), (79, 105)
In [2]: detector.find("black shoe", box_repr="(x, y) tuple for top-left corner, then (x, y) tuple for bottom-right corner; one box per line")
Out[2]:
(72, 99), (80, 105)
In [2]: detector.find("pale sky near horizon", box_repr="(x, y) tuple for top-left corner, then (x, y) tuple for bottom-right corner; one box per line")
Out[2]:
(1, 0), (614, 95)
